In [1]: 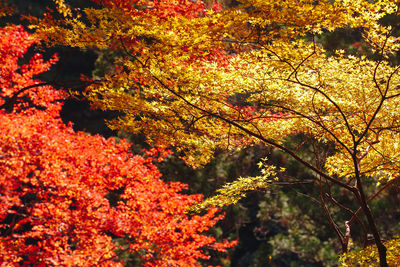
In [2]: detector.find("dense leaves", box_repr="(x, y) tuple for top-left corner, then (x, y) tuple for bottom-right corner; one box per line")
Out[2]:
(23, 0), (400, 265)
(340, 237), (400, 266)
(0, 25), (236, 266)
(0, 25), (59, 113)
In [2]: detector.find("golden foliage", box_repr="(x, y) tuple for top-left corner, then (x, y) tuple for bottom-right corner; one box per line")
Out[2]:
(340, 238), (400, 266)
(28, 1), (400, 263)
(29, 0), (400, 174)
(191, 159), (281, 211)
(54, 0), (72, 17)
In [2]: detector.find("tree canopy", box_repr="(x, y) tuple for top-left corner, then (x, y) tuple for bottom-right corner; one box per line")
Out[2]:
(0, 24), (236, 266)
(3, 0), (400, 265)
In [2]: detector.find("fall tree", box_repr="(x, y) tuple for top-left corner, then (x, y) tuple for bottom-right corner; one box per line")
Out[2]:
(0, 25), (236, 266)
(30, 0), (400, 265)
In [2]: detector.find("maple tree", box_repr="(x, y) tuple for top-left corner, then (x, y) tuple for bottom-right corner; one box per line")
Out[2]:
(0, 25), (236, 266)
(29, 0), (400, 265)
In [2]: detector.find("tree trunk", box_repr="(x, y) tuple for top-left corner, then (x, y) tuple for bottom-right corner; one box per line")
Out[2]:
(353, 158), (388, 267)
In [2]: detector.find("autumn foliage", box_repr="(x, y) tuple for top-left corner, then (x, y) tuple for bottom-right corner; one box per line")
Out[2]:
(0, 25), (59, 113)
(28, 0), (400, 265)
(0, 25), (235, 266)
(90, 0), (208, 18)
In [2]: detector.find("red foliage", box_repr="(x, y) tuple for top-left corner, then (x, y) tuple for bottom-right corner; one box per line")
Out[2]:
(0, 25), (59, 113)
(0, 26), (236, 266)
(88, 0), (228, 64)
(91, 0), (206, 19)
